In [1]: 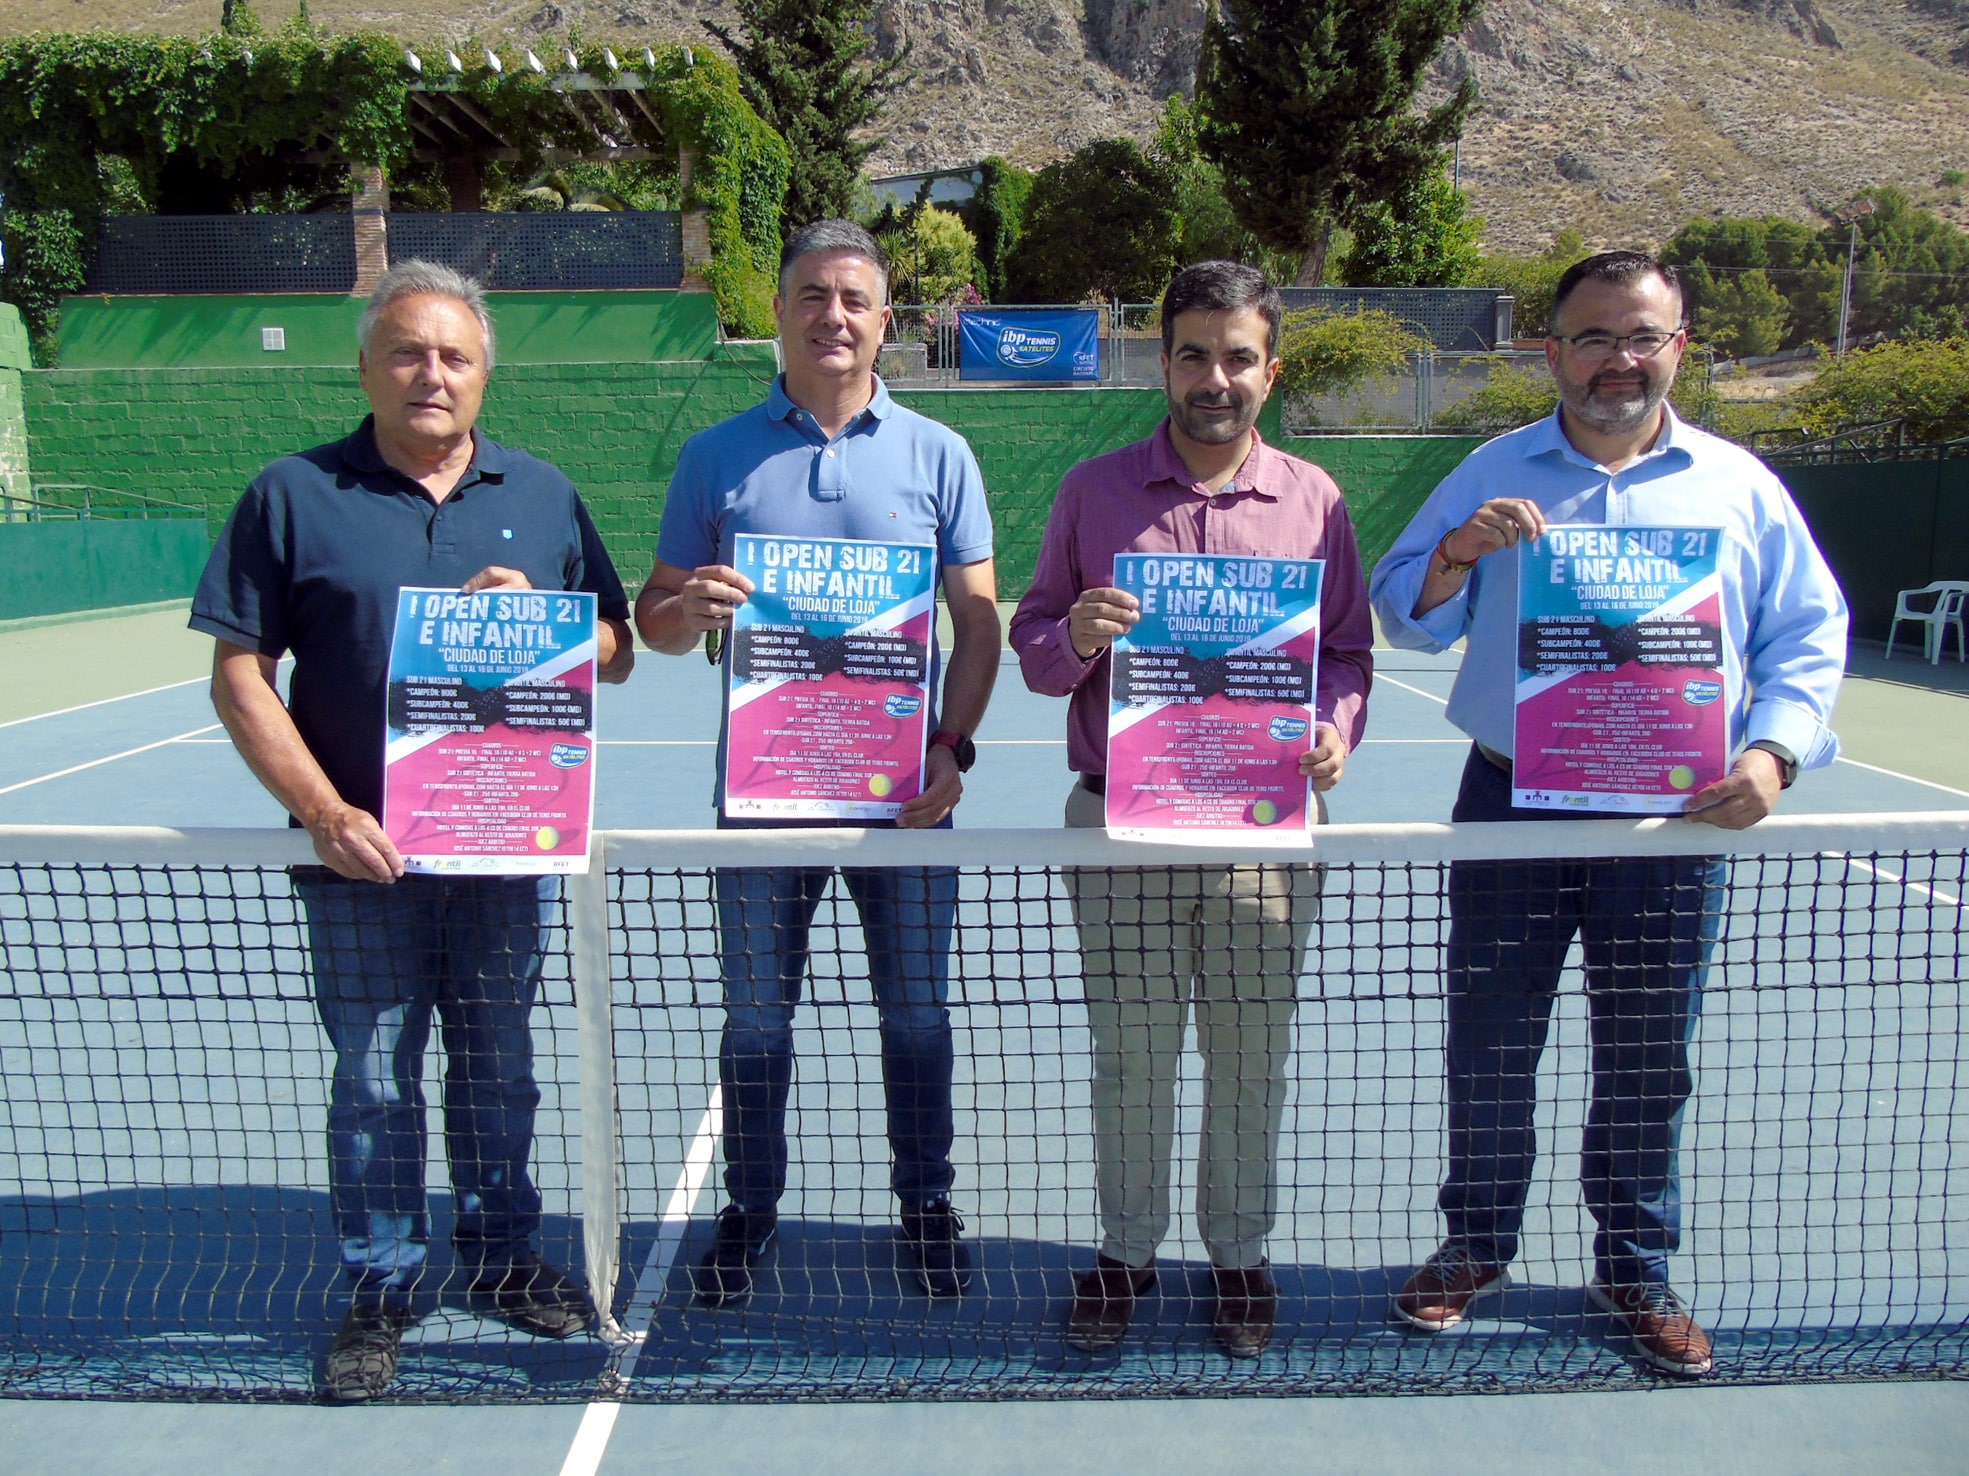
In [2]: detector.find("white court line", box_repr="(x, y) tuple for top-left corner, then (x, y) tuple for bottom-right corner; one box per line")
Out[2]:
(1837, 854), (1964, 911)
(1367, 679), (1969, 797)
(1833, 756), (1969, 800)
(1378, 675), (1450, 706)
(0, 675), (208, 730)
(559, 1090), (723, 1476)
(0, 725), (221, 796)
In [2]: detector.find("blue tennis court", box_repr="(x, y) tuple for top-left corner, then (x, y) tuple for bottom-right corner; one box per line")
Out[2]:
(2, 607), (1967, 1471)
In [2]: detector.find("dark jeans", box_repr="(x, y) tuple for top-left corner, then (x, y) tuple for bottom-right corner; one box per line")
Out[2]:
(713, 816), (957, 1215)
(295, 869), (555, 1304)
(1440, 748), (1727, 1289)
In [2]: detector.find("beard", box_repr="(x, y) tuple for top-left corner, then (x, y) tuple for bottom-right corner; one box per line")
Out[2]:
(1168, 389), (1258, 445)
(1561, 364), (1672, 437)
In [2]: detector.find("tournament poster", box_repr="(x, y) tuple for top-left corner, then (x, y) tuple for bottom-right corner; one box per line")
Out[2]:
(382, 586), (599, 874)
(1514, 524), (1729, 813)
(1106, 553), (1324, 840)
(724, 533), (936, 820)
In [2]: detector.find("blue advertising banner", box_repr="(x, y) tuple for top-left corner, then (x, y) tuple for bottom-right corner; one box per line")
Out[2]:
(957, 308), (1100, 381)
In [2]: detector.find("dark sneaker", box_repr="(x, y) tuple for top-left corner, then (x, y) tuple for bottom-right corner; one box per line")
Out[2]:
(1391, 1242), (1510, 1332)
(1211, 1262), (1280, 1359)
(469, 1252), (594, 1339)
(1065, 1254), (1157, 1353)
(323, 1302), (418, 1402)
(1589, 1279), (1715, 1378)
(692, 1205), (778, 1308)
(899, 1198), (974, 1297)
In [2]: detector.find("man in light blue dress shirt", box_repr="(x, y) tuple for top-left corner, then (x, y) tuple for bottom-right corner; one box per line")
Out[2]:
(1370, 251), (1847, 1378)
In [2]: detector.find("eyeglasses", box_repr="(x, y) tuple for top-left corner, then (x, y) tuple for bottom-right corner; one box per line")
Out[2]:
(1550, 329), (1683, 359)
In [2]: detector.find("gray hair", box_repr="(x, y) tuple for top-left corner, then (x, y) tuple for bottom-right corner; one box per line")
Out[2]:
(778, 218), (889, 302)
(358, 259), (497, 370)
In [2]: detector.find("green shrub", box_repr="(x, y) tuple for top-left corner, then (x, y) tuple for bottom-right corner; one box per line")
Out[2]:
(1276, 307), (1430, 421)
(1793, 338), (1969, 443)
(1433, 360), (1557, 431)
(876, 206), (981, 305)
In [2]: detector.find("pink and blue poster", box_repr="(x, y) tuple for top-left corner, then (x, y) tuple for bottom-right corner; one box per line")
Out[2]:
(382, 587), (599, 874)
(1106, 554), (1323, 840)
(724, 534), (936, 820)
(1514, 525), (1729, 813)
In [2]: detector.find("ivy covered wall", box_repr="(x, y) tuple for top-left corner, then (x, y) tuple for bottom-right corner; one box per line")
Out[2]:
(0, 28), (788, 346)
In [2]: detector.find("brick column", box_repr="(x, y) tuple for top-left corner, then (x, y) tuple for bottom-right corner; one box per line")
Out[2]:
(352, 164), (389, 295)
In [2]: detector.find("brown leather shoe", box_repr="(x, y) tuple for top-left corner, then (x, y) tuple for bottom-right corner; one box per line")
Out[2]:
(1211, 1263), (1279, 1359)
(1065, 1254), (1156, 1352)
(1391, 1242), (1510, 1332)
(1589, 1279), (1714, 1377)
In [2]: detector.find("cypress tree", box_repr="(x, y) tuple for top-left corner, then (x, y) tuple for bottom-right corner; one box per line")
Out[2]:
(1195, 0), (1482, 285)
(705, 0), (909, 234)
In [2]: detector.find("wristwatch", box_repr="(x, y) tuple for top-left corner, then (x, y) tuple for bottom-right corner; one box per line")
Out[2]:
(1746, 740), (1798, 789)
(929, 729), (976, 773)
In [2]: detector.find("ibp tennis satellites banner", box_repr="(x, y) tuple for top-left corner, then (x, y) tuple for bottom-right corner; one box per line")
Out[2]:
(957, 308), (1101, 382)
(1514, 525), (1729, 813)
(383, 587), (599, 874)
(1107, 553), (1323, 842)
(724, 533), (936, 820)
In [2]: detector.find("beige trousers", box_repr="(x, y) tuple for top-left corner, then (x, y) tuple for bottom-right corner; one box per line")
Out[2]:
(1064, 781), (1322, 1270)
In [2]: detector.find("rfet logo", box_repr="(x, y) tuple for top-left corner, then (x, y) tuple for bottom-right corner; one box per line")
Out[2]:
(996, 327), (1062, 368)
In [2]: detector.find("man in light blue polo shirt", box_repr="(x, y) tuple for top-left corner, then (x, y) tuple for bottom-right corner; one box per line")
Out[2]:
(1371, 251), (1846, 1378)
(636, 219), (999, 1305)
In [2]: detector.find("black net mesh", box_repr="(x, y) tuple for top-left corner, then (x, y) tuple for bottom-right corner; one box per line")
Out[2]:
(2, 828), (1965, 1402)
(85, 217), (359, 296)
(384, 213), (683, 291)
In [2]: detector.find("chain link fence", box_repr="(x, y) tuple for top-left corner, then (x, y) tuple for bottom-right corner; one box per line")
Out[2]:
(877, 307), (1563, 435)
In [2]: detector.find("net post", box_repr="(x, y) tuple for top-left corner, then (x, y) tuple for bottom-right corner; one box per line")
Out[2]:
(570, 833), (631, 1345)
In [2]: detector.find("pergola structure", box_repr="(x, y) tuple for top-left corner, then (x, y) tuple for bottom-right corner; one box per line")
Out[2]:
(351, 46), (709, 290)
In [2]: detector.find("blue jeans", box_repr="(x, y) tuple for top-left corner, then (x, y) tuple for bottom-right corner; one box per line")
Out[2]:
(713, 818), (957, 1214)
(294, 869), (555, 1304)
(1439, 748), (1726, 1289)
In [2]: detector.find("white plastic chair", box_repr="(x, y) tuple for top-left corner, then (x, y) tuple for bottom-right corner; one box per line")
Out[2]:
(1885, 581), (1969, 664)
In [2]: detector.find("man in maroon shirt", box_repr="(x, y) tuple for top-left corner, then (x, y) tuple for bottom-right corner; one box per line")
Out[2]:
(1010, 261), (1373, 1359)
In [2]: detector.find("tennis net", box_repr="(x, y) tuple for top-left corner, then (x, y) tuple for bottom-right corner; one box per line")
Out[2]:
(1, 814), (1965, 1402)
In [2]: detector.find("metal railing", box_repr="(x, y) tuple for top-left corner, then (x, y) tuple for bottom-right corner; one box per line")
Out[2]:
(876, 311), (1550, 433)
(1, 484), (202, 523)
(880, 303), (1167, 387)
(1751, 420), (1926, 466)
(1282, 350), (1558, 434)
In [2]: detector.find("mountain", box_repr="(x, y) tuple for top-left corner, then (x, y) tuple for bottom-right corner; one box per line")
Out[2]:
(6, 0), (1966, 253)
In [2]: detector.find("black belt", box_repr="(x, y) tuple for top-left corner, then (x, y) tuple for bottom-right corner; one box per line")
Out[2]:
(1078, 773), (1106, 796)
(1476, 742), (1513, 775)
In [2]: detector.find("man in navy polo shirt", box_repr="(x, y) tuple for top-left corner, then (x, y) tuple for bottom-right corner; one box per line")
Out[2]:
(636, 218), (999, 1305)
(191, 260), (634, 1401)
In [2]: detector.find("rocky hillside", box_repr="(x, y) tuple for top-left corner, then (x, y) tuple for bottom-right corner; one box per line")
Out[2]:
(8, 0), (1968, 252)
